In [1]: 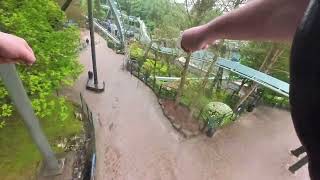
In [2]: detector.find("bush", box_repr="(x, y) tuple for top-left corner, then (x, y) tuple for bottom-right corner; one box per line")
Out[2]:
(159, 86), (176, 99)
(181, 80), (203, 105)
(0, 0), (83, 121)
(129, 42), (144, 63)
(223, 94), (240, 109)
(202, 102), (234, 128)
(211, 90), (239, 108)
(107, 39), (115, 49)
(170, 65), (182, 77)
(256, 88), (289, 108)
(262, 94), (289, 107)
(0, 101), (83, 179)
(141, 59), (169, 77)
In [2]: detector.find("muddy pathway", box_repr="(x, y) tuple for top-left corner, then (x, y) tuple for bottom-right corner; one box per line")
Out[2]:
(63, 33), (309, 180)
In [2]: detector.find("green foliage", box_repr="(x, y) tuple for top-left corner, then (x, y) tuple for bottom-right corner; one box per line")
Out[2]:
(240, 42), (290, 107)
(202, 102), (234, 127)
(0, 104), (13, 118)
(129, 41), (182, 77)
(0, 0), (83, 120)
(129, 42), (144, 63)
(94, 0), (107, 20)
(142, 59), (168, 76)
(261, 89), (289, 107)
(0, 121), (5, 128)
(240, 42), (290, 82)
(170, 65), (182, 77)
(190, 0), (221, 26)
(118, 0), (191, 32)
(0, 102), (83, 179)
(107, 39), (115, 49)
(79, 0), (106, 20)
(118, 0), (171, 29)
(181, 80), (209, 107)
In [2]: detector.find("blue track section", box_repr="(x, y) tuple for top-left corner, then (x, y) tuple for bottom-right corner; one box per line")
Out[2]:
(216, 59), (289, 97)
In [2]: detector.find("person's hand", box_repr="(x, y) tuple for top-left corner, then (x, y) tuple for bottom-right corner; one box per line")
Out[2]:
(180, 25), (212, 53)
(0, 32), (36, 65)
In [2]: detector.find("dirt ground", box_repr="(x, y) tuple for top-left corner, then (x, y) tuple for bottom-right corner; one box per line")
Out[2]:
(63, 32), (309, 180)
(161, 99), (200, 134)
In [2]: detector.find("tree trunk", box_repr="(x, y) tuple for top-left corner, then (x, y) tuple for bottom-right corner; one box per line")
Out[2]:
(212, 67), (224, 92)
(61, 0), (73, 12)
(153, 49), (158, 88)
(166, 55), (175, 77)
(235, 45), (276, 95)
(233, 45), (276, 100)
(153, 60), (157, 88)
(175, 54), (192, 107)
(264, 49), (284, 74)
(188, 54), (218, 120)
(234, 79), (246, 96)
(143, 34), (153, 60)
(207, 42), (225, 96)
(233, 83), (258, 112)
(259, 45), (277, 71)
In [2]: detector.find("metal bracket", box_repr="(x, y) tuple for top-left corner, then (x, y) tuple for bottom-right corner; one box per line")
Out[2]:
(289, 146), (308, 174)
(289, 156), (308, 174)
(39, 158), (66, 177)
(86, 77), (105, 93)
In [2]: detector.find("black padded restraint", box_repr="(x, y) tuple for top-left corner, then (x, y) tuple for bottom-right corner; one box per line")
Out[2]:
(290, 0), (320, 179)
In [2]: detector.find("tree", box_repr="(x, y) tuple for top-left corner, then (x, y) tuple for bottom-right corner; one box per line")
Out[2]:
(94, 0), (106, 20)
(188, 54), (218, 119)
(233, 43), (287, 111)
(187, 42), (224, 119)
(0, 0), (82, 120)
(241, 42), (290, 82)
(191, 0), (221, 25)
(174, 0), (220, 108)
(216, 0), (247, 12)
(117, 0), (171, 30)
(175, 54), (192, 106)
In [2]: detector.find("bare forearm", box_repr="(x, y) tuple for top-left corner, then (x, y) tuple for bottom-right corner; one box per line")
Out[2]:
(204, 0), (309, 43)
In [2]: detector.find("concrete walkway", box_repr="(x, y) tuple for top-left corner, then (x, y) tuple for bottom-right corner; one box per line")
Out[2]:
(64, 33), (309, 180)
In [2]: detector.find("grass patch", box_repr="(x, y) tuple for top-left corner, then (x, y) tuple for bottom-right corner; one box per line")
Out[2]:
(0, 101), (83, 180)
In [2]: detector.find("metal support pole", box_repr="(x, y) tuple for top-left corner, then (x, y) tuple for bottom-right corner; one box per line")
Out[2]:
(0, 64), (63, 176)
(88, 0), (98, 86)
(107, 0), (125, 48)
(86, 0), (105, 92)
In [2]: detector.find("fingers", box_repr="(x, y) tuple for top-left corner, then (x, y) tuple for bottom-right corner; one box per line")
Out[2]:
(201, 44), (209, 50)
(180, 42), (191, 53)
(179, 33), (191, 53)
(24, 41), (34, 54)
(2, 33), (37, 65)
(181, 42), (208, 52)
(22, 39), (36, 64)
(18, 44), (36, 65)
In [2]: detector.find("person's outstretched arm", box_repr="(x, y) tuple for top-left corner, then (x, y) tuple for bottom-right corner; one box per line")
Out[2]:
(181, 0), (310, 52)
(0, 32), (36, 64)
